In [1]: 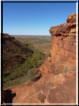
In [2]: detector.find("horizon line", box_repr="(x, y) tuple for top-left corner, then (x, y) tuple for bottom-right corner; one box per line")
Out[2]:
(2, 33), (50, 36)
(13, 34), (50, 36)
(2, 33), (51, 36)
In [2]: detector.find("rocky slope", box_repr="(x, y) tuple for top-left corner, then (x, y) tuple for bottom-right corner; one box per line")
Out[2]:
(3, 33), (33, 71)
(3, 13), (76, 104)
(3, 33), (45, 89)
(4, 71), (76, 104)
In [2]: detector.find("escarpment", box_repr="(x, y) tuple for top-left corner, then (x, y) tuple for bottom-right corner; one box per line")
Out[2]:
(40, 13), (76, 75)
(3, 33), (33, 71)
(3, 13), (76, 104)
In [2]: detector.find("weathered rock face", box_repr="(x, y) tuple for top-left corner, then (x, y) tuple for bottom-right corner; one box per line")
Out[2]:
(67, 13), (76, 23)
(3, 13), (76, 104)
(40, 13), (76, 75)
(3, 71), (76, 104)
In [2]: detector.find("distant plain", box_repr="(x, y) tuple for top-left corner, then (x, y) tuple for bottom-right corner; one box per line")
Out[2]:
(15, 35), (52, 56)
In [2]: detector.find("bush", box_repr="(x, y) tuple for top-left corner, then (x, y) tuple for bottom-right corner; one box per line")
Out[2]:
(3, 44), (45, 88)
(63, 65), (69, 73)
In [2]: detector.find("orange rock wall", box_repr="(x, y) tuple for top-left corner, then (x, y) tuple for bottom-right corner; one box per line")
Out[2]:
(40, 13), (76, 75)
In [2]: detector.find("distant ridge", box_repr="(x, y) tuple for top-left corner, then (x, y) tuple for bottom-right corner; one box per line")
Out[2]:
(3, 33), (33, 71)
(12, 35), (50, 37)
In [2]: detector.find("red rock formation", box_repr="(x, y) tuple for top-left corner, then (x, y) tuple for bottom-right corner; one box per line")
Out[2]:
(3, 33), (15, 40)
(3, 70), (76, 104)
(3, 13), (76, 104)
(67, 13), (76, 23)
(40, 13), (76, 75)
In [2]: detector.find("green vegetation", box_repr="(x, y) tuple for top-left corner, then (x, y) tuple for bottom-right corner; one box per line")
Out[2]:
(3, 35), (51, 88)
(3, 44), (45, 88)
(50, 63), (69, 75)
(63, 65), (69, 73)
(15, 36), (51, 56)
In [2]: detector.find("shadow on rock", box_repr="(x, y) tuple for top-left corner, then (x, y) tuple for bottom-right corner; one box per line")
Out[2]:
(3, 89), (16, 105)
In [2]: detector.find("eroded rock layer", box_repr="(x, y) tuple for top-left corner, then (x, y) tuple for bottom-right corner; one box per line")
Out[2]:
(4, 71), (76, 104)
(40, 13), (76, 75)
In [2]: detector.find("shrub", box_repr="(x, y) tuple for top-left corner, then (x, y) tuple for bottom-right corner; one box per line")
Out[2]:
(63, 65), (69, 73)
(3, 44), (45, 88)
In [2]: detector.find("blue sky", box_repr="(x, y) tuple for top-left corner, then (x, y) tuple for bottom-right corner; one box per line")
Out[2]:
(3, 2), (76, 36)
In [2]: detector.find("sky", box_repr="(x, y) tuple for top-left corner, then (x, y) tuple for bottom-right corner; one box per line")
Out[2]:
(3, 2), (76, 36)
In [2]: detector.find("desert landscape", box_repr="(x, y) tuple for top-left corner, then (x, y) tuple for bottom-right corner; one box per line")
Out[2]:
(3, 13), (76, 105)
(3, 34), (51, 88)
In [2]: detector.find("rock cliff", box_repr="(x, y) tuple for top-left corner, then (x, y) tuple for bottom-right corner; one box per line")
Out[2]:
(40, 13), (76, 75)
(3, 13), (76, 104)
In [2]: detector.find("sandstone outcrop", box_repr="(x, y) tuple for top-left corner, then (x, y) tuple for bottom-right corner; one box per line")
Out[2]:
(40, 13), (76, 75)
(3, 13), (76, 104)
(3, 71), (76, 104)
(67, 13), (76, 23)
